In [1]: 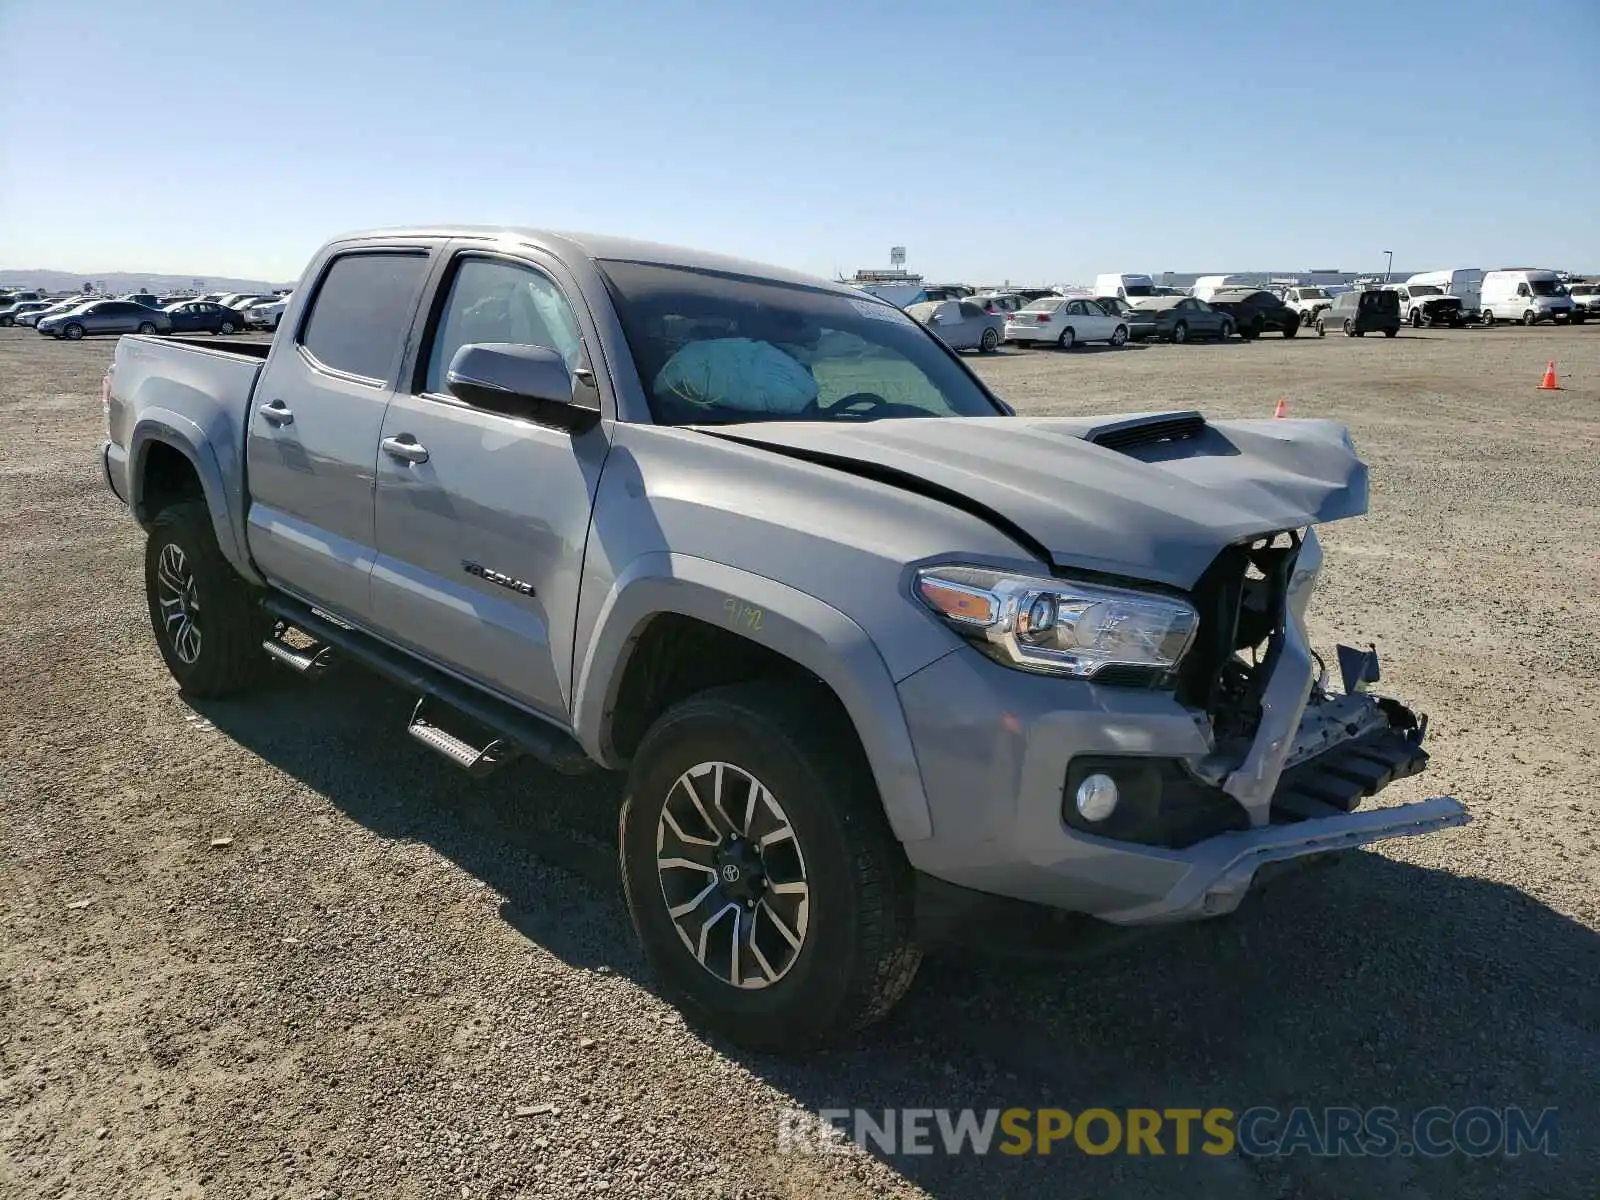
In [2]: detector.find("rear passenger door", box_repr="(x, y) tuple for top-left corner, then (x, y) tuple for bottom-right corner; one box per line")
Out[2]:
(367, 248), (611, 720)
(244, 244), (436, 623)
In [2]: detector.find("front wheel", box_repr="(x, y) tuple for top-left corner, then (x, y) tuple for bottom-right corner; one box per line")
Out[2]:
(144, 501), (264, 698)
(620, 682), (922, 1052)
(1481, 310), (1495, 327)
(1110, 324), (1128, 347)
(1283, 320), (1298, 338)
(64, 323), (85, 340)
(1523, 310), (1538, 326)
(1383, 328), (1398, 338)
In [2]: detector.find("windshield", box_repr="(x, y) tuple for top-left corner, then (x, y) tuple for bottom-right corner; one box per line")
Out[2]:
(1121, 284), (1155, 297)
(1528, 279), (1564, 296)
(1407, 285), (1443, 296)
(600, 261), (1007, 425)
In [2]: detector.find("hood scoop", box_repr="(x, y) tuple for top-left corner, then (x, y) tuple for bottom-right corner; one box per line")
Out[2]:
(1080, 410), (1207, 454)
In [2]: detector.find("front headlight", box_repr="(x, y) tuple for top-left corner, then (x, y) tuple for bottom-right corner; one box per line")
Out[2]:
(914, 565), (1199, 678)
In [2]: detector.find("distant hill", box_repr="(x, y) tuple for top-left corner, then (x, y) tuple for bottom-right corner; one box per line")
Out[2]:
(0, 269), (295, 294)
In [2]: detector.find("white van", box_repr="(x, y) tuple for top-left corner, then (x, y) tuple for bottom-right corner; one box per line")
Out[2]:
(1405, 269), (1483, 320)
(1479, 269), (1581, 326)
(1190, 274), (1259, 302)
(1092, 273), (1156, 300)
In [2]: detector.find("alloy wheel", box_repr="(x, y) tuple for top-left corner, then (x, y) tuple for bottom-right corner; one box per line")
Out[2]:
(154, 542), (202, 664)
(656, 760), (810, 990)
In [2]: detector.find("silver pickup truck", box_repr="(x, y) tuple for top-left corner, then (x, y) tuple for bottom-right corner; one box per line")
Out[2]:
(101, 226), (1469, 1050)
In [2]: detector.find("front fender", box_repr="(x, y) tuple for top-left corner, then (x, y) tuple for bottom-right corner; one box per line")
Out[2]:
(571, 552), (935, 844)
(129, 410), (261, 585)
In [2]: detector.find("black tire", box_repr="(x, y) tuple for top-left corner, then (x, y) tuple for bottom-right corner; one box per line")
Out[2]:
(1057, 326), (1075, 350)
(219, 320), (236, 335)
(1315, 319), (1327, 337)
(1410, 309), (1423, 328)
(0, 316), (12, 327)
(1299, 310), (1313, 327)
(1481, 310), (1495, 327)
(620, 681), (922, 1052)
(1109, 324), (1128, 347)
(1522, 310), (1538, 327)
(1172, 321), (1189, 344)
(64, 323), (85, 341)
(138, 322), (157, 335)
(144, 501), (263, 698)
(1383, 328), (1398, 338)
(1573, 314), (1587, 325)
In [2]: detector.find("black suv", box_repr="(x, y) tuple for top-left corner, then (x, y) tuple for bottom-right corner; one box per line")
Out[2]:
(1316, 289), (1401, 338)
(1206, 288), (1300, 339)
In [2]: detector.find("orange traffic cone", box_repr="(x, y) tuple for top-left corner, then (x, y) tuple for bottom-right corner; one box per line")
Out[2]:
(1538, 361), (1561, 390)
(1273, 397), (1288, 418)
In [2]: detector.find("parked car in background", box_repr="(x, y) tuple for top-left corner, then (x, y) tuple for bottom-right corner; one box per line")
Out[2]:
(0, 299), (55, 327)
(1130, 296), (1234, 343)
(1005, 296), (1130, 349)
(971, 292), (1026, 317)
(163, 300), (249, 335)
(117, 293), (162, 309)
(244, 294), (292, 330)
(1479, 269), (1581, 325)
(1404, 269), (1482, 321)
(1384, 284), (1464, 328)
(1205, 288), (1300, 339)
(15, 297), (92, 328)
(1094, 296), (1158, 341)
(1567, 282), (1600, 317)
(38, 299), (173, 340)
(216, 293), (267, 312)
(1315, 289), (1401, 338)
(1092, 273), (1157, 301)
(1280, 285), (1337, 326)
(906, 299), (1005, 353)
(1190, 275), (1259, 302)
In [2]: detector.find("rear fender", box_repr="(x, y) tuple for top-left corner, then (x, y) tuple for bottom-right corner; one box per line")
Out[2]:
(571, 552), (934, 843)
(129, 410), (262, 585)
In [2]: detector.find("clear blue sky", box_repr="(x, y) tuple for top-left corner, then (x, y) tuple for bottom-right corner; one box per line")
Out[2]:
(2, 0), (1595, 284)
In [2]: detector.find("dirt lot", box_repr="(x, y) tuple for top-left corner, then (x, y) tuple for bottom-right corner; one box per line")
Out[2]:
(2, 323), (1597, 1200)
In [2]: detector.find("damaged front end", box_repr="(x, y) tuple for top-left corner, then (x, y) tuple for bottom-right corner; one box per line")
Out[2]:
(1083, 526), (1470, 924)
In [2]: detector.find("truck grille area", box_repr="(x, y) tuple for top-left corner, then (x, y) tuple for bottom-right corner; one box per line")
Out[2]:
(1176, 531), (1302, 751)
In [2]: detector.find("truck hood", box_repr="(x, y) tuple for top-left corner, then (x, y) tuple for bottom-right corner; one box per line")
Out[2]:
(699, 413), (1367, 589)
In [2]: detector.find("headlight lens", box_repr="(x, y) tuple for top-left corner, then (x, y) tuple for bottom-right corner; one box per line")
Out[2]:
(915, 565), (1199, 678)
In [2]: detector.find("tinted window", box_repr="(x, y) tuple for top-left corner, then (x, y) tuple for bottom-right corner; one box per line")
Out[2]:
(299, 251), (430, 382)
(957, 301), (985, 320)
(423, 256), (585, 396)
(599, 260), (1005, 426)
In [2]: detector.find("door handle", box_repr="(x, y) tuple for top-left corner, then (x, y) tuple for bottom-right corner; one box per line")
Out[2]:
(381, 435), (430, 464)
(259, 400), (293, 425)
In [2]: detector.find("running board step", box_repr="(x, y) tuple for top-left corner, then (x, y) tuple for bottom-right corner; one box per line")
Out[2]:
(258, 593), (594, 776)
(408, 697), (517, 778)
(262, 636), (336, 677)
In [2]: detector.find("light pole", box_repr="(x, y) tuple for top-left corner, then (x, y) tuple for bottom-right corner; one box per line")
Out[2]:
(1383, 250), (1394, 283)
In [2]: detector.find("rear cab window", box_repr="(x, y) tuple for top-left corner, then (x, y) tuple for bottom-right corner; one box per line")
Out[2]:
(298, 251), (432, 383)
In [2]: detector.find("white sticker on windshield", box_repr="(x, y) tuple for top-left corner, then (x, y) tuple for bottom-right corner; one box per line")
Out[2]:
(849, 298), (912, 324)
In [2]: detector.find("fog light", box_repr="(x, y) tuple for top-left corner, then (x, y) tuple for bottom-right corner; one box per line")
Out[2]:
(1074, 773), (1119, 822)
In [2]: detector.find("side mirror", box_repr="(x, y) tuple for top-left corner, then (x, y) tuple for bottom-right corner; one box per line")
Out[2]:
(446, 343), (598, 429)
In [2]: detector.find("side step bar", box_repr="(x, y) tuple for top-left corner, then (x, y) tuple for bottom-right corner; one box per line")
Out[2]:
(407, 696), (517, 779)
(262, 635), (336, 677)
(259, 594), (594, 776)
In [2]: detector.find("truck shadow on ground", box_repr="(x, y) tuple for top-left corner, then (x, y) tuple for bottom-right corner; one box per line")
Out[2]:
(188, 668), (1599, 1200)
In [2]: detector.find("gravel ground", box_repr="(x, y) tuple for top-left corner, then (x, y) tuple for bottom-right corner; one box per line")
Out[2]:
(2, 323), (1597, 1200)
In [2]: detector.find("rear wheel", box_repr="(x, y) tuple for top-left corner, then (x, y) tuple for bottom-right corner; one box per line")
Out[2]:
(1481, 309), (1495, 327)
(1172, 321), (1189, 344)
(620, 682), (922, 1052)
(137, 322), (157, 335)
(1315, 319), (1327, 337)
(144, 501), (264, 698)
(1343, 319), (1356, 338)
(219, 319), (236, 334)
(1057, 327), (1076, 350)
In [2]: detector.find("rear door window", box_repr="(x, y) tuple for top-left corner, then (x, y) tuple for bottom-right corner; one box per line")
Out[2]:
(298, 251), (431, 383)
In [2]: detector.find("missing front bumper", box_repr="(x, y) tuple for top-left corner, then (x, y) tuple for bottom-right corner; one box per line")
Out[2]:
(1096, 794), (1470, 925)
